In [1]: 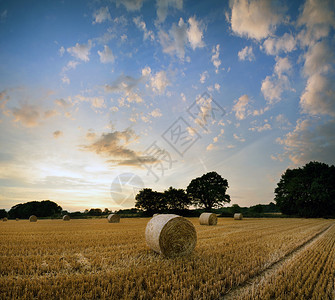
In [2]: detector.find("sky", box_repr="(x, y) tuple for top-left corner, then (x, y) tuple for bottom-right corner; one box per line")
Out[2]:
(0, 0), (334, 212)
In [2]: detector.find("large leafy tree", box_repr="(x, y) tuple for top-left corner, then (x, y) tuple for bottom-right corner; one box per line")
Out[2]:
(186, 171), (230, 209)
(275, 161), (335, 217)
(163, 187), (191, 210)
(135, 188), (166, 212)
(8, 200), (62, 218)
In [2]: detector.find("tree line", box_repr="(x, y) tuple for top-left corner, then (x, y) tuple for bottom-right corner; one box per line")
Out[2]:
(135, 171), (231, 213)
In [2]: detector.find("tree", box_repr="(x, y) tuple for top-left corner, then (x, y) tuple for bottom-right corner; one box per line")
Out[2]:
(88, 208), (102, 216)
(135, 188), (166, 212)
(8, 200), (62, 219)
(0, 209), (8, 219)
(187, 171), (230, 210)
(275, 161), (335, 217)
(163, 187), (191, 210)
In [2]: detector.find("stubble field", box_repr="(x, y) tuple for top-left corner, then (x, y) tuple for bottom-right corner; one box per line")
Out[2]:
(1, 218), (334, 299)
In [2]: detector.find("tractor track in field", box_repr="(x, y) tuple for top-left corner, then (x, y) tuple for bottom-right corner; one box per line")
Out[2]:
(223, 223), (335, 300)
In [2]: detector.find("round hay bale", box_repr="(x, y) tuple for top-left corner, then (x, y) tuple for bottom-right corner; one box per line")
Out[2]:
(199, 212), (217, 225)
(153, 213), (159, 217)
(16, 218), (19, 221)
(107, 214), (120, 223)
(145, 214), (197, 258)
(234, 213), (243, 220)
(63, 215), (70, 221)
(2, 217), (8, 222)
(29, 215), (37, 222)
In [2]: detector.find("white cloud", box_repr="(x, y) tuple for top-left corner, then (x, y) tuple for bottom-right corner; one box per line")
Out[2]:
(75, 95), (106, 110)
(233, 133), (245, 142)
(211, 44), (221, 73)
(206, 143), (214, 151)
(187, 17), (204, 49)
(67, 40), (92, 62)
(229, 0), (282, 40)
(156, 0), (183, 23)
(98, 45), (115, 63)
(232, 94), (249, 120)
(151, 70), (170, 94)
(181, 93), (186, 102)
(133, 16), (155, 41)
(298, 0), (335, 46)
(115, 0), (145, 11)
(158, 17), (204, 60)
(214, 83), (220, 91)
(276, 118), (335, 165)
(249, 122), (272, 132)
(261, 57), (293, 104)
(150, 108), (162, 118)
(238, 46), (255, 61)
(262, 33), (297, 55)
(93, 7), (111, 24)
(59, 46), (65, 56)
(300, 41), (335, 116)
(200, 71), (208, 83)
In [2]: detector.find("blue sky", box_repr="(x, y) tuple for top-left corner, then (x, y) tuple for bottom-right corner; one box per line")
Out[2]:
(0, 0), (334, 211)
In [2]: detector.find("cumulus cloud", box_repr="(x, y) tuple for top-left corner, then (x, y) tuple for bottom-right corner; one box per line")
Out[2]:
(93, 7), (111, 24)
(158, 16), (204, 60)
(249, 122), (272, 132)
(300, 41), (335, 116)
(150, 108), (162, 117)
(276, 118), (335, 165)
(114, 0), (145, 11)
(133, 16), (154, 41)
(232, 94), (249, 120)
(0, 90), (9, 110)
(233, 133), (245, 142)
(105, 74), (144, 104)
(55, 98), (72, 108)
(298, 0), (335, 47)
(211, 44), (221, 73)
(261, 57), (293, 104)
(59, 46), (65, 56)
(187, 16), (204, 49)
(67, 40), (92, 62)
(156, 0), (183, 23)
(11, 104), (40, 127)
(98, 45), (115, 63)
(200, 71), (209, 83)
(151, 70), (170, 94)
(75, 95), (106, 110)
(82, 128), (157, 167)
(229, 0), (282, 40)
(262, 33), (297, 55)
(53, 130), (63, 139)
(238, 46), (255, 61)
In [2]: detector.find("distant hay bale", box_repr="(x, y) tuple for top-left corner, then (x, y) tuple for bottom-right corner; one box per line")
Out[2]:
(16, 218), (19, 221)
(29, 215), (37, 222)
(234, 213), (243, 220)
(63, 215), (70, 221)
(145, 214), (197, 258)
(2, 217), (8, 222)
(107, 214), (120, 223)
(199, 213), (217, 225)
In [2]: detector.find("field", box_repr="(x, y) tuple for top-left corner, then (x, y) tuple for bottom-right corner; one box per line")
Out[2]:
(1, 218), (334, 299)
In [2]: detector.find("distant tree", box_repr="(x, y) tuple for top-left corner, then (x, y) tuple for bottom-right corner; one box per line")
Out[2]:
(251, 204), (264, 214)
(8, 200), (62, 219)
(135, 188), (166, 212)
(0, 209), (8, 218)
(230, 204), (241, 214)
(163, 187), (191, 210)
(103, 208), (110, 214)
(88, 208), (102, 216)
(187, 171), (230, 210)
(275, 161), (335, 217)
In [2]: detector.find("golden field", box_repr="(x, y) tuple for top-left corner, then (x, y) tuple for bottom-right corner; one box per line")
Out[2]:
(0, 218), (334, 299)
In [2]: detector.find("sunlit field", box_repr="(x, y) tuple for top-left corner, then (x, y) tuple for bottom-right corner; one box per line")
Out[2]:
(1, 218), (334, 299)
